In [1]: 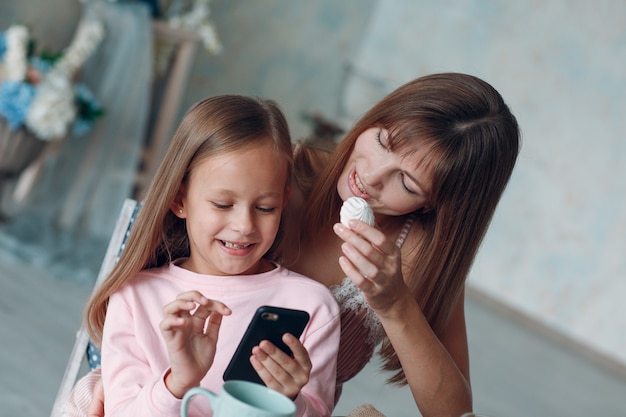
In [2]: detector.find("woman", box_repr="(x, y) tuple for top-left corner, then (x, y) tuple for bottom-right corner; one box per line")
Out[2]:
(286, 72), (519, 416)
(78, 72), (520, 417)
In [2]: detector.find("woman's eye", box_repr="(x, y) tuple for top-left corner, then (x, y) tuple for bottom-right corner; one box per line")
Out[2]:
(376, 129), (388, 149)
(400, 174), (417, 195)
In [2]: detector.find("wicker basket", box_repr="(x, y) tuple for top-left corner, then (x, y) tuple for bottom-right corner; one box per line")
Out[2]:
(0, 117), (46, 177)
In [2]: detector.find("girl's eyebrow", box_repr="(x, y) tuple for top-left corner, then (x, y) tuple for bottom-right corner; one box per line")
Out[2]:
(209, 189), (284, 198)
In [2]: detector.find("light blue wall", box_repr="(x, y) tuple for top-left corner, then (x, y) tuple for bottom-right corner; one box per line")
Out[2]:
(342, 0), (626, 367)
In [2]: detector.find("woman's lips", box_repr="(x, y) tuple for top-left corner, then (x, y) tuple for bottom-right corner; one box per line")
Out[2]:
(349, 168), (369, 198)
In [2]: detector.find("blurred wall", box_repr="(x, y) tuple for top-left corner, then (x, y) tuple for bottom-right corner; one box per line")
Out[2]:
(0, 0), (81, 51)
(178, 0), (375, 140)
(3, 0), (625, 370)
(339, 0), (626, 368)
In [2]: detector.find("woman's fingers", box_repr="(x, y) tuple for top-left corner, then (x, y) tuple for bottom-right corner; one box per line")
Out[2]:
(333, 222), (391, 262)
(333, 222), (386, 279)
(334, 221), (407, 311)
(337, 220), (391, 254)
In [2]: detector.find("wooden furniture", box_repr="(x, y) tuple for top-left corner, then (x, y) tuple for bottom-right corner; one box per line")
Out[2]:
(50, 198), (140, 417)
(133, 20), (201, 200)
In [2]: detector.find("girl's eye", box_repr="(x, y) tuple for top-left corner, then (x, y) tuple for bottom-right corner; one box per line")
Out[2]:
(256, 206), (277, 214)
(212, 202), (232, 209)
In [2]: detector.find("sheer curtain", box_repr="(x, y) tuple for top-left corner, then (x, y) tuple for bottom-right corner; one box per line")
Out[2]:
(0, 0), (153, 284)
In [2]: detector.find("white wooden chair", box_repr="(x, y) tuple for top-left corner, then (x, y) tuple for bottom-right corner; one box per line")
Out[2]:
(50, 198), (140, 417)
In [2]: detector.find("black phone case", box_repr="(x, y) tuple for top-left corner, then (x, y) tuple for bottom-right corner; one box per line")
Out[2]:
(223, 305), (310, 385)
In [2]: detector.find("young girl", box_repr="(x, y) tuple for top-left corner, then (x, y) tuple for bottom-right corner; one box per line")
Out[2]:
(81, 95), (340, 417)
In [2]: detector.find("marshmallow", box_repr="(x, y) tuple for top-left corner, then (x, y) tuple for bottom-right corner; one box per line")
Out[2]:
(340, 197), (375, 227)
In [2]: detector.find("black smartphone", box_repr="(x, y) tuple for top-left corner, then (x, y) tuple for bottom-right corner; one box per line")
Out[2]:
(223, 305), (310, 385)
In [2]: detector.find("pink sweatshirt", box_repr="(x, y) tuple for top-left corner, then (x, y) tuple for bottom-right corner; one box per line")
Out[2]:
(101, 261), (340, 417)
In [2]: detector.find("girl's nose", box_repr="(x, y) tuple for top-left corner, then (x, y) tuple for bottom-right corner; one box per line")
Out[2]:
(232, 208), (255, 235)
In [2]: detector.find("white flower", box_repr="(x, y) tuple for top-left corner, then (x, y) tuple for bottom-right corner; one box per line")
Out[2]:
(196, 22), (222, 55)
(24, 73), (77, 141)
(4, 25), (29, 82)
(168, 0), (222, 54)
(52, 20), (105, 79)
(5, 19), (106, 141)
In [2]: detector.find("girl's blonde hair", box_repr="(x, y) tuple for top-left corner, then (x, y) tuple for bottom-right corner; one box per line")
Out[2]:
(300, 73), (520, 384)
(86, 95), (292, 346)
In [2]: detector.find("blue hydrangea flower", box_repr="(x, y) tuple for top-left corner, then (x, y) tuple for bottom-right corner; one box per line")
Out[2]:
(0, 32), (7, 59)
(72, 118), (94, 136)
(74, 83), (99, 105)
(29, 56), (53, 75)
(0, 81), (36, 130)
(72, 83), (104, 136)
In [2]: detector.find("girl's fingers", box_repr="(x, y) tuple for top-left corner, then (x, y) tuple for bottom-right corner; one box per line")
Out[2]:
(162, 299), (197, 316)
(159, 315), (186, 333)
(283, 333), (312, 372)
(163, 292), (231, 319)
(161, 292), (230, 339)
(204, 310), (225, 340)
(249, 336), (310, 398)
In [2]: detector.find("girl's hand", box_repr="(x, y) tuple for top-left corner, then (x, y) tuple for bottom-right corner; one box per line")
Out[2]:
(333, 220), (409, 315)
(249, 333), (312, 400)
(159, 290), (231, 398)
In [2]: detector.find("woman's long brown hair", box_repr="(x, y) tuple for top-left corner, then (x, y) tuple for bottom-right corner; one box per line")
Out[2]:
(85, 95), (292, 346)
(300, 73), (520, 384)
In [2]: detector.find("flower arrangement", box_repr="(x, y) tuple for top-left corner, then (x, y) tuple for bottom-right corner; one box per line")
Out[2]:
(152, 0), (222, 75)
(163, 0), (222, 54)
(0, 20), (105, 142)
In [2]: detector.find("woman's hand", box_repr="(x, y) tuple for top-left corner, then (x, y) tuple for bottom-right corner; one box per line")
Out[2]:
(249, 333), (312, 400)
(159, 290), (231, 398)
(333, 220), (409, 315)
(335, 220), (473, 417)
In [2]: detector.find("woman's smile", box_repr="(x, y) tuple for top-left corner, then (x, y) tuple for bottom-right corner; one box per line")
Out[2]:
(349, 168), (370, 198)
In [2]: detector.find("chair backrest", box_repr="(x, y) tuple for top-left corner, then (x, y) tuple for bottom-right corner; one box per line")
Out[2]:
(50, 198), (141, 417)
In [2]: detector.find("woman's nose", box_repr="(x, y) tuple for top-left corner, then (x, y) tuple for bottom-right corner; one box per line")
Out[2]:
(362, 158), (391, 189)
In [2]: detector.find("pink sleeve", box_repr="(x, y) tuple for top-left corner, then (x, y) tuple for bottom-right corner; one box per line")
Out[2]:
(294, 303), (341, 417)
(101, 292), (181, 417)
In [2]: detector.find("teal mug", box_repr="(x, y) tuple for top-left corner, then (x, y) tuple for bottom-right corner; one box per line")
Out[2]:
(180, 380), (296, 417)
